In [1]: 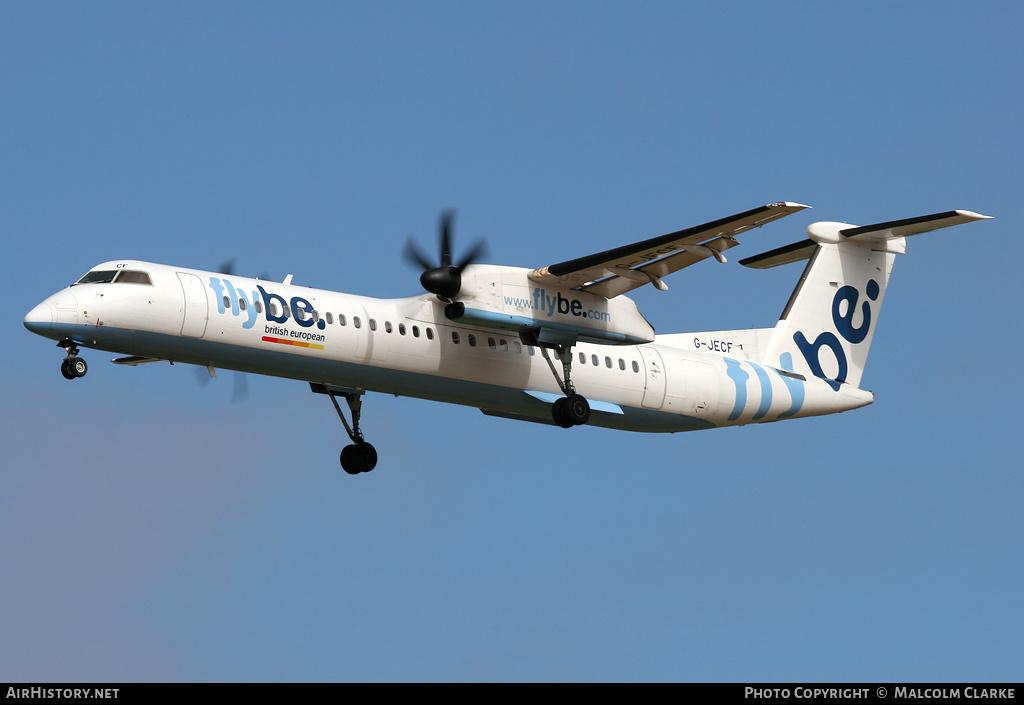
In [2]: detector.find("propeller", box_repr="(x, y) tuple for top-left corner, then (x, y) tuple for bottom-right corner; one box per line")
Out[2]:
(403, 210), (488, 301)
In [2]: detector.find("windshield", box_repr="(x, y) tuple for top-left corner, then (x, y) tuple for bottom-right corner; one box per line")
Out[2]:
(73, 269), (152, 286)
(75, 270), (117, 285)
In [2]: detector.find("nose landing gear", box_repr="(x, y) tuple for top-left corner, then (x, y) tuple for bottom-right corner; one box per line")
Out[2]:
(57, 339), (87, 379)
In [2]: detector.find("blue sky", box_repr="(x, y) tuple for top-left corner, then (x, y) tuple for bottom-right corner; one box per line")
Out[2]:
(2, 1), (1021, 682)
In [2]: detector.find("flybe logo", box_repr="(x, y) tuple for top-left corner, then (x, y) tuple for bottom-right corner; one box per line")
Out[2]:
(794, 280), (879, 391)
(207, 277), (326, 331)
(502, 287), (611, 322)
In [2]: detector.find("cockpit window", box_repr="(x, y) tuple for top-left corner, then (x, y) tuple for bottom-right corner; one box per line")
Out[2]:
(75, 270), (118, 285)
(114, 270), (152, 285)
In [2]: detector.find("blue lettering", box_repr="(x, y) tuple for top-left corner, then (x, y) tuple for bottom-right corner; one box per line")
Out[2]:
(290, 296), (315, 328)
(208, 278), (227, 314)
(258, 285), (289, 324)
(750, 363), (773, 421)
(237, 289), (259, 329)
(222, 279), (240, 317)
(794, 330), (846, 392)
(724, 358), (749, 421)
(775, 353), (805, 419)
(832, 283), (874, 344)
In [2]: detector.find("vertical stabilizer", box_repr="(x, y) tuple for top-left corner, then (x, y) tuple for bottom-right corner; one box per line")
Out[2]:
(740, 210), (991, 390)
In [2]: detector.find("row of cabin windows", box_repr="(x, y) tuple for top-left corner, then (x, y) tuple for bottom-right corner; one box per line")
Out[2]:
(579, 351), (641, 373)
(220, 293), (637, 372)
(449, 331), (641, 373)
(234, 296), (436, 339)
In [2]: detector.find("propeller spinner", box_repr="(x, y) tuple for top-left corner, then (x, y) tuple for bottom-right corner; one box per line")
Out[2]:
(403, 210), (488, 301)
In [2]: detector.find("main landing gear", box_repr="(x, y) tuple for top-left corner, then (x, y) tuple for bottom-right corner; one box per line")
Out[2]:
(57, 339), (88, 380)
(311, 383), (378, 475)
(530, 338), (590, 429)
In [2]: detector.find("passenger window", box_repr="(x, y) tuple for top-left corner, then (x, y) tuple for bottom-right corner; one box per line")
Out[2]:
(269, 301), (280, 317)
(255, 301), (263, 313)
(326, 312), (333, 324)
(591, 354), (599, 366)
(385, 321), (393, 333)
(399, 323), (406, 335)
(239, 298), (247, 311)
(295, 307), (306, 321)
(412, 325), (420, 338)
(632, 361), (640, 373)
(500, 339), (508, 352)
(468, 334), (477, 347)
(579, 352), (586, 364)
(513, 341), (522, 354)
(369, 319), (377, 331)
(426, 328), (434, 340)
(605, 356), (612, 368)
(339, 314), (347, 326)
(223, 295), (231, 309)
(528, 346), (535, 356)
(619, 358), (626, 371)
(452, 331), (460, 344)
(353, 317), (361, 328)
(488, 337), (496, 350)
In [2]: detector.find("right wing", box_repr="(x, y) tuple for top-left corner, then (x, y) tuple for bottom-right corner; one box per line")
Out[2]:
(529, 202), (809, 298)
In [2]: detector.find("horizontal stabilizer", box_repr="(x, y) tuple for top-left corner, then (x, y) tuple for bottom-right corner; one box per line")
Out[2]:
(840, 209), (991, 242)
(741, 209), (992, 269)
(739, 239), (816, 269)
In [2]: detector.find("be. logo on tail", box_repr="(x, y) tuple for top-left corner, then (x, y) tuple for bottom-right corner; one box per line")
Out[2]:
(794, 280), (879, 391)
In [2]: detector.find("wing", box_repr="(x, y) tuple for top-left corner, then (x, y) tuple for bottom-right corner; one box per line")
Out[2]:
(529, 202), (809, 298)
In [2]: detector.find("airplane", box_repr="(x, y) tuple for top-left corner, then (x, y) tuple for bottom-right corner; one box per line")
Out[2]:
(23, 203), (991, 474)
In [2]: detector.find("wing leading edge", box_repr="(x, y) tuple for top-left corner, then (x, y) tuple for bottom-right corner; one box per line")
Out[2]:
(529, 202), (809, 298)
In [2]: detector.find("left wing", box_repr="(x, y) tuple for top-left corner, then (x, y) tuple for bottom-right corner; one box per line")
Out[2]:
(529, 202), (809, 298)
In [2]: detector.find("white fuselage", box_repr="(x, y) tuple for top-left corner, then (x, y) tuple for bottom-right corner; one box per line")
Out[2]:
(24, 260), (872, 432)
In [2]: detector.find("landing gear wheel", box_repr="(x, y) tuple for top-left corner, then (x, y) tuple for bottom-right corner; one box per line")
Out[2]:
(552, 394), (590, 427)
(340, 441), (377, 474)
(60, 359), (75, 380)
(70, 357), (88, 378)
(565, 393), (590, 425)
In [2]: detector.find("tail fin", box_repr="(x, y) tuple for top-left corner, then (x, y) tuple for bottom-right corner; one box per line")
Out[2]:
(741, 210), (991, 390)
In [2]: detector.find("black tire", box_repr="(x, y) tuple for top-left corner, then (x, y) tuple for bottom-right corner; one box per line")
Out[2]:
(351, 441), (377, 473)
(340, 445), (361, 475)
(60, 359), (75, 380)
(341, 442), (377, 474)
(552, 397), (575, 428)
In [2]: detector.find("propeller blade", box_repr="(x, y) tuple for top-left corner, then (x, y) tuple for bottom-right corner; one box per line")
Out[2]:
(455, 238), (489, 273)
(232, 371), (249, 403)
(402, 235), (436, 271)
(439, 210), (455, 268)
(219, 259), (236, 276)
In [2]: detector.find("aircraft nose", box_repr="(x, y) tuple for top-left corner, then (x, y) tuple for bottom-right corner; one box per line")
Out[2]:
(24, 301), (54, 335)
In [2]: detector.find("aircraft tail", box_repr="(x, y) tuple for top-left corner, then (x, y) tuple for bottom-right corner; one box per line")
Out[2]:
(740, 210), (991, 390)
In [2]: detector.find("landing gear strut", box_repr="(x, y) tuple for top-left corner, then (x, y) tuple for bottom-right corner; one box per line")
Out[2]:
(524, 335), (590, 428)
(311, 383), (378, 475)
(57, 339), (87, 380)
